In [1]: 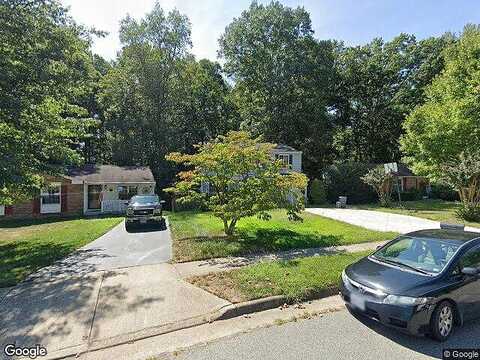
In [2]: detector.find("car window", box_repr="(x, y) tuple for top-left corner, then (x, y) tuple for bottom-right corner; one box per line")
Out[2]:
(374, 236), (462, 274)
(460, 246), (480, 269)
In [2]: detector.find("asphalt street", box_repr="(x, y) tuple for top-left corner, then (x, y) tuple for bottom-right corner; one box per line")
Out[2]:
(175, 309), (480, 360)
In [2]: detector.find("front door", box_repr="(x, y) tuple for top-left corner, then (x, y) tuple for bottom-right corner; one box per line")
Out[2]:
(88, 185), (103, 210)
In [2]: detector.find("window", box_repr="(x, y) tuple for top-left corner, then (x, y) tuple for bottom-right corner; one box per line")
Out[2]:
(275, 154), (293, 168)
(460, 246), (480, 269)
(118, 185), (138, 200)
(41, 184), (60, 205)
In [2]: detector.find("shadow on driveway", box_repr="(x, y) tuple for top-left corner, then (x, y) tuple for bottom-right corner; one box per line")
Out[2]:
(349, 308), (480, 359)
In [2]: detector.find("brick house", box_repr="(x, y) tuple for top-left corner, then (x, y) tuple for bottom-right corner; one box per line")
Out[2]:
(0, 165), (156, 218)
(384, 162), (428, 192)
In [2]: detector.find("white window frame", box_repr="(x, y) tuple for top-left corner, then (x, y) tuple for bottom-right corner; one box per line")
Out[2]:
(276, 153), (292, 168)
(40, 183), (61, 214)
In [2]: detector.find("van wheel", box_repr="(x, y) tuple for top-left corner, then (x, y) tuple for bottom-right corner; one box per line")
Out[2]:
(430, 301), (455, 342)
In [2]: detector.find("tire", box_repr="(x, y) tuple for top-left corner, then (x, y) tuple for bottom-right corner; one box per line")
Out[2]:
(430, 301), (455, 341)
(125, 222), (131, 231)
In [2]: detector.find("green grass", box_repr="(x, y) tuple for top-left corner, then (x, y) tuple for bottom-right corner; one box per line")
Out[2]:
(189, 251), (370, 302)
(354, 199), (480, 228)
(0, 216), (123, 287)
(169, 210), (397, 262)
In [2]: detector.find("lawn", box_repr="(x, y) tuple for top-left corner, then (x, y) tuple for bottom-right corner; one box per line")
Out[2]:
(0, 216), (123, 287)
(189, 251), (370, 303)
(168, 210), (397, 262)
(355, 199), (480, 228)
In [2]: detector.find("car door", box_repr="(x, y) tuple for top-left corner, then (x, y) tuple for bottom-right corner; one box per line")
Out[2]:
(455, 245), (480, 321)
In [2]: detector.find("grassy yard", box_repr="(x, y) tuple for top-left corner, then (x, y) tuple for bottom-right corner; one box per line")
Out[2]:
(189, 251), (370, 303)
(169, 210), (397, 262)
(0, 216), (123, 287)
(355, 199), (480, 228)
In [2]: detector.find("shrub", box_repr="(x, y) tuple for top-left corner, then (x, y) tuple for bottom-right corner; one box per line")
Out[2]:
(361, 166), (394, 207)
(456, 203), (480, 222)
(309, 178), (327, 205)
(430, 183), (460, 201)
(323, 162), (377, 204)
(399, 189), (423, 202)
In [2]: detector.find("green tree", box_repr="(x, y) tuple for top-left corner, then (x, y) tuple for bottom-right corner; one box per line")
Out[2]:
(0, 0), (98, 204)
(309, 178), (326, 205)
(333, 34), (453, 163)
(166, 131), (308, 235)
(401, 25), (480, 181)
(361, 166), (394, 207)
(219, 1), (336, 179)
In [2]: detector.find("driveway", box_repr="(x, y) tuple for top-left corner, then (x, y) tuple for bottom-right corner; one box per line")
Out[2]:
(28, 219), (172, 281)
(306, 208), (480, 234)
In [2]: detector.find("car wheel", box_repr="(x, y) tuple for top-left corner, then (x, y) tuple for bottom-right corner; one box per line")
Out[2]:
(125, 222), (131, 231)
(430, 301), (455, 342)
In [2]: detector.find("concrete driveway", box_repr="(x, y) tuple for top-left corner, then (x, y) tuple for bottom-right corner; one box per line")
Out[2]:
(306, 208), (480, 234)
(28, 219), (172, 281)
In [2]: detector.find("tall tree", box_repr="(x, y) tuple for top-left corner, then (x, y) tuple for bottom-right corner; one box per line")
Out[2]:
(219, 1), (336, 179)
(333, 33), (454, 163)
(0, 0), (98, 204)
(401, 25), (480, 180)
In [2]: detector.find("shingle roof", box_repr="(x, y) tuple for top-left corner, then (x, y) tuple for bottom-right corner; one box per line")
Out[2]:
(384, 162), (417, 177)
(272, 144), (299, 152)
(66, 165), (155, 184)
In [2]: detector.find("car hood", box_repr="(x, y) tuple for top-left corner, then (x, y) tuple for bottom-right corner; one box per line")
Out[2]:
(345, 256), (437, 297)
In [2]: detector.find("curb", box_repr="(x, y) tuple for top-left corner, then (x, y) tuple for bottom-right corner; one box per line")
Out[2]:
(46, 288), (340, 360)
(216, 287), (339, 320)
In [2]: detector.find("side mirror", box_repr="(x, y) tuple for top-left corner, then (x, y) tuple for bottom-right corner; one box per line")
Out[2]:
(124, 201), (129, 205)
(462, 267), (479, 276)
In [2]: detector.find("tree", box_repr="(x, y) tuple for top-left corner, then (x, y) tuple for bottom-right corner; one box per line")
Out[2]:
(219, 1), (336, 179)
(361, 166), (394, 207)
(0, 0), (98, 204)
(166, 131), (308, 235)
(401, 25), (480, 181)
(99, 3), (237, 192)
(333, 34), (453, 163)
(442, 152), (480, 221)
(309, 179), (326, 205)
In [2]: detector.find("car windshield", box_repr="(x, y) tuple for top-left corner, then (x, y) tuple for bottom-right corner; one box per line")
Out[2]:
(130, 195), (159, 205)
(373, 236), (462, 275)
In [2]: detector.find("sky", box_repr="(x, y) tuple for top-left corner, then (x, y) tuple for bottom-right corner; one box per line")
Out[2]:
(61, 0), (480, 61)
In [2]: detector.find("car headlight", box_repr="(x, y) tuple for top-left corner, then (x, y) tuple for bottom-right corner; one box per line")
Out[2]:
(341, 270), (351, 289)
(383, 295), (432, 306)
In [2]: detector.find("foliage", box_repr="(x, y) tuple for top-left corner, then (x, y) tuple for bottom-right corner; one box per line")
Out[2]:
(309, 178), (327, 205)
(333, 33), (453, 163)
(0, 0), (99, 204)
(169, 210), (398, 262)
(442, 152), (480, 221)
(166, 131), (308, 235)
(398, 189), (423, 202)
(323, 162), (377, 204)
(0, 216), (122, 287)
(98, 3), (237, 193)
(219, 1), (336, 179)
(401, 25), (480, 180)
(361, 166), (394, 207)
(430, 183), (459, 201)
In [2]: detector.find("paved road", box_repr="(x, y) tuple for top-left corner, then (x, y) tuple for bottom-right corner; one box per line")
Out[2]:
(306, 208), (480, 234)
(28, 219), (172, 280)
(176, 309), (480, 360)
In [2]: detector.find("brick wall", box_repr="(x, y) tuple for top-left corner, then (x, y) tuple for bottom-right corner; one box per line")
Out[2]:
(66, 184), (84, 215)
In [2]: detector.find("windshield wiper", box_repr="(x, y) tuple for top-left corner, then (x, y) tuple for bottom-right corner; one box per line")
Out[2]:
(373, 256), (432, 276)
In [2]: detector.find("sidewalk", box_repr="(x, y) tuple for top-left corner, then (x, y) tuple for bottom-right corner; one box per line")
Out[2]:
(173, 241), (385, 279)
(0, 263), (230, 360)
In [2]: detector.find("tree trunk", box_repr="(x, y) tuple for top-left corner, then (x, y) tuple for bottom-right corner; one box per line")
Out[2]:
(222, 218), (229, 235)
(225, 218), (238, 236)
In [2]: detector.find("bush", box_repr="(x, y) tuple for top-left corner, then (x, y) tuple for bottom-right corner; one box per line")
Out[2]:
(309, 178), (327, 205)
(398, 189), (423, 202)
(324, 162), (377, 204)
(430, 183), (460, 201)
(456, 203), (480, 222)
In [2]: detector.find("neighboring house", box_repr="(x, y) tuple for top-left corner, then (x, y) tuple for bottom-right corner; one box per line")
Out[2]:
(384, 162), (428, 192)
(0, 165), (156, 218)
(200, 144), (303, 195)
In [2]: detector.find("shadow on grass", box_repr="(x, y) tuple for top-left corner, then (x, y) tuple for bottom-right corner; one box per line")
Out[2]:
(0, 213), (124, 229)
(175, 228), (345, 262)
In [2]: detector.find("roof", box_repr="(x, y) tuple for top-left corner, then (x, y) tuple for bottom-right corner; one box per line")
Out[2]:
(406, 229), (480, 243)
(271, 144), (300, 152)
(384, 162), (418, 177)
(66, 165), (155, 184)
